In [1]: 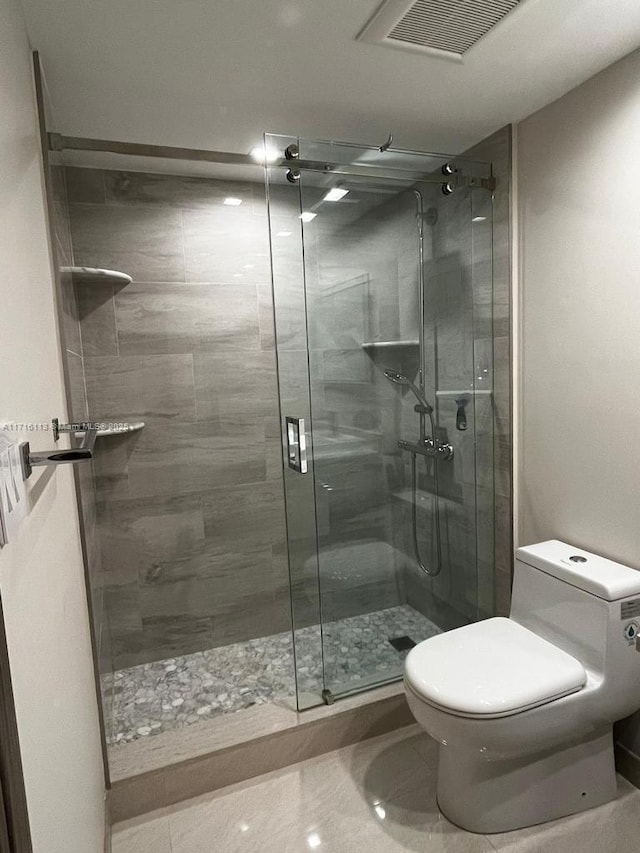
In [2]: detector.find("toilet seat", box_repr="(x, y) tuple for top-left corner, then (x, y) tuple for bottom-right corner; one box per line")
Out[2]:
(405, 617), (587, 719)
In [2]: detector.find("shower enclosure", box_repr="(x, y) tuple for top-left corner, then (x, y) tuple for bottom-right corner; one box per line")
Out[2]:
(266, 136), (494, 707)
(46, 128), (494, 775)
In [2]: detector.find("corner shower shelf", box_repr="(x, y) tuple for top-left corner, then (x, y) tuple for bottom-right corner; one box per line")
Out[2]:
(93, 422), (145, 438)
(62, 266), (133, 286)
(361, 340), (419, 350)
(393, 488), (461, 509)
(436, 389), (493, 398)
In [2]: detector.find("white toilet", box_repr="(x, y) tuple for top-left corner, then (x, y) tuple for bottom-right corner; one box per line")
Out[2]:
(404, 540), (640, 834)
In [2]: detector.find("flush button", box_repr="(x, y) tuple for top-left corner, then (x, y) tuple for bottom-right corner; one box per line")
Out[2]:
(569, 555), (587, 563)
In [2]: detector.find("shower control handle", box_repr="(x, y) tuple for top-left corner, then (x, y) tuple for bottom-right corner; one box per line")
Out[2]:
(436, 441), (455, 462)
(455, 397), (468, 431)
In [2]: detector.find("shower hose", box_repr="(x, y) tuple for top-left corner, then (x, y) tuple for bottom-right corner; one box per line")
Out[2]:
(411, 450), (442, 577)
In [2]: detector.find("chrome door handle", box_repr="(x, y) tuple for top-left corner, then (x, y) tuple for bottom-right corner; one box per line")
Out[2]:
(285, 417), (307, 473)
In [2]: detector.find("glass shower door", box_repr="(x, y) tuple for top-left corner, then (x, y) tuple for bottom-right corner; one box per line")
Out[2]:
(266, 135), (494, 706)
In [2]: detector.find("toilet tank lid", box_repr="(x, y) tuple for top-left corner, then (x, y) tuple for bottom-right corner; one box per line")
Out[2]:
(517, 540), (640, 601)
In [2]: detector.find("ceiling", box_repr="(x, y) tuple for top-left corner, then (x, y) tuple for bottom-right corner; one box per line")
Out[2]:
(19, 0), (640, 157)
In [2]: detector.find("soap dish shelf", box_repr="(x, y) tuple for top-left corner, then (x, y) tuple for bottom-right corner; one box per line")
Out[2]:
(93, 422), (145, 438)
(436, 389), (493, 398)
(62, 266), (132, 286)
(362, 340), (419, 350)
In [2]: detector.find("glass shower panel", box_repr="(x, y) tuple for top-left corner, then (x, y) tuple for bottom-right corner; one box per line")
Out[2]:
(471, 187), (496, 619)
(60, 151), (299, 766)
(407, 180), (484, 634)
(268, 135), (494, 704)
(266, 139), (325, 709)
(300, 175), (438, 697)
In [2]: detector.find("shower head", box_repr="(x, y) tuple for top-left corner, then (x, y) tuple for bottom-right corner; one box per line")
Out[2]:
(383, 369), (433, 413)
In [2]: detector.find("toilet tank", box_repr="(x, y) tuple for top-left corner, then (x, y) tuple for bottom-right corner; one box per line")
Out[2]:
(511, 540), (640, 676)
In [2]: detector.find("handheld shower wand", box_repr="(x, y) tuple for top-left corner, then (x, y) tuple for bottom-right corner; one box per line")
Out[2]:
(383, 369), (433, 413)
(383, 369), (436, 443)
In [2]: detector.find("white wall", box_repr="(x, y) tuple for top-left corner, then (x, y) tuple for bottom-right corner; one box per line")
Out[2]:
(0, 0), (106, 849)
(517, 48), (640, 757)
(517, 47), (640, 566)
(16, 0), (640, 157)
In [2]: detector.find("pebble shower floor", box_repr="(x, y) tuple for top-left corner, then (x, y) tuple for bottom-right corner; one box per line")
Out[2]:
(104, 605), (440, 744)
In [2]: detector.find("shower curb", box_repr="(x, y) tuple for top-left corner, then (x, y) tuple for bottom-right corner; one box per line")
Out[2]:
(108, 683), (413, 822)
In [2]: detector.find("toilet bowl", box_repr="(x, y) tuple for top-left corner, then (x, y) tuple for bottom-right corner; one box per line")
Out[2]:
(404, 540), (640, 834)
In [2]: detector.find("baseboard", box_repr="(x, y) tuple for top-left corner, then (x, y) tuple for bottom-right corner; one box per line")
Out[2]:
(615, 741), (640, 790)
(108, 683), (413, 823)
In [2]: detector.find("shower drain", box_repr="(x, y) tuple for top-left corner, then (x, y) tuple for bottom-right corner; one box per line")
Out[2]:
(388, 635), (417, 652)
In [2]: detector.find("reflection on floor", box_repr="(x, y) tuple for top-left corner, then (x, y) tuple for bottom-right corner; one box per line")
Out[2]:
(105, 605), (440, 744)
(111, 725), (640, 853)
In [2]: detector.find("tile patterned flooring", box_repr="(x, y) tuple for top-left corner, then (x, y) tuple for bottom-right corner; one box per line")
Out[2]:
(111, 725), (640, 853)
(106, 605), (440, 744)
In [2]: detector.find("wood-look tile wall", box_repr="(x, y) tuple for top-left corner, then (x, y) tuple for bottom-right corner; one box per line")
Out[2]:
(64, 143), (512, 674)
(298, 187), (416, 624)
(66, 167), (289, 669)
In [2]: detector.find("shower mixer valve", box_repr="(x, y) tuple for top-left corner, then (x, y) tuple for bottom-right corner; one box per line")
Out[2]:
(382, 369), (454, 461)
(398, 436), (454, 461)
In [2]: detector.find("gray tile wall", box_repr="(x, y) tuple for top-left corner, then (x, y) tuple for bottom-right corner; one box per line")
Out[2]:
(271, 171), (492, 642)
(270, 183), (436, 645)
(304, 188), (414, 623)
(400, 177), (493, 626)
(65, 167), (290, 669)
(64, 140), (511, 676)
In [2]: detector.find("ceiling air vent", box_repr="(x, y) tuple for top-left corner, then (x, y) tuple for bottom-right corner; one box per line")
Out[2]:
(358, 0), (522, 60)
